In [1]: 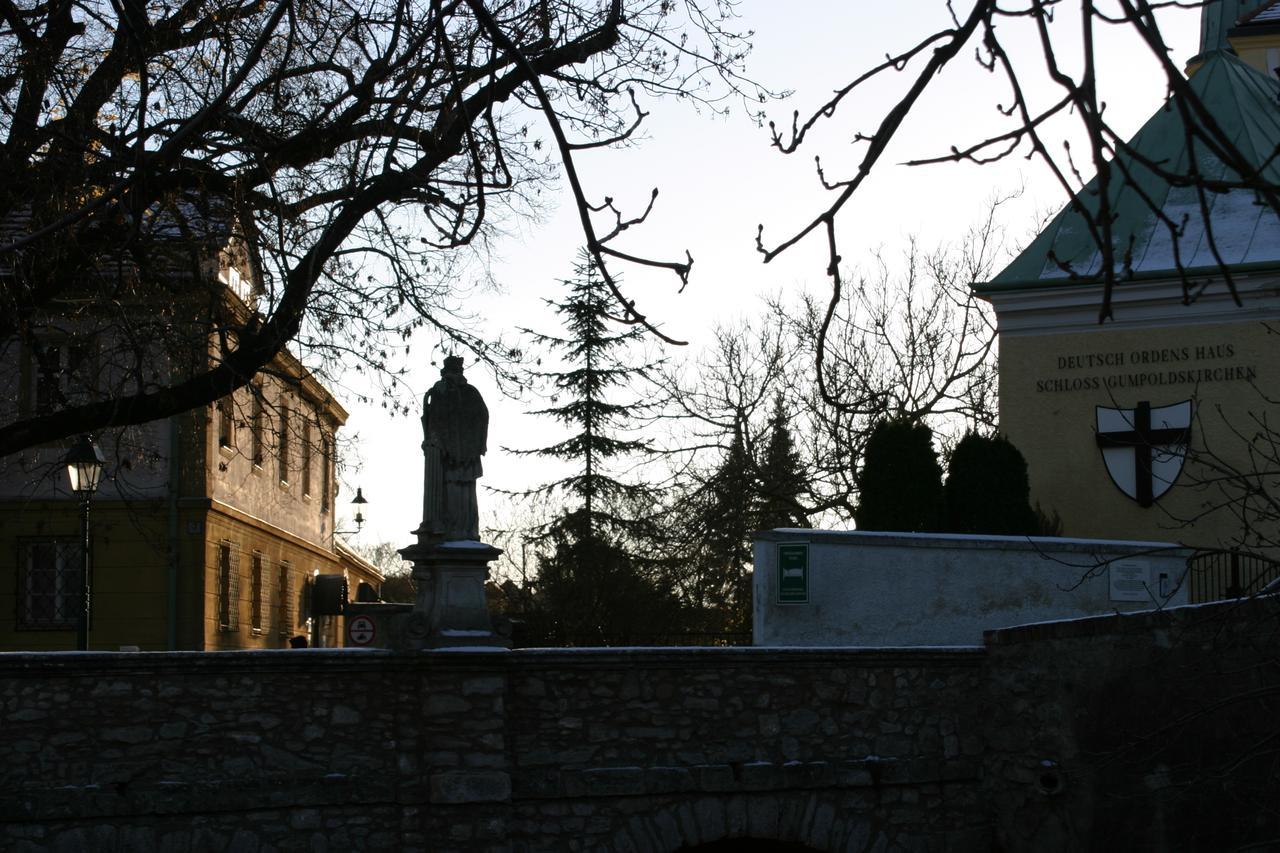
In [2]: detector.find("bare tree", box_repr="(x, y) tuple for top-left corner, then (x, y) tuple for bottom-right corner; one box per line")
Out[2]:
(0, 0), (768, 456)
(659, 201), (1009, 532)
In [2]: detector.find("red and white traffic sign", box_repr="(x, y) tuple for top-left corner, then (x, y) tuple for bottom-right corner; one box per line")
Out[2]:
(347, 614), (376, 646)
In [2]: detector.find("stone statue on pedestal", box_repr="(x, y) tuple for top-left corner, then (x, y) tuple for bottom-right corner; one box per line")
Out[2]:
(397, 355), (506, 649)
(418, 355), (488, 543)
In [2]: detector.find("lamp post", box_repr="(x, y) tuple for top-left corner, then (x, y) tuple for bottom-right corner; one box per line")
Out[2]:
(336, 487), (369, 536)
(65, 435), (105, 651)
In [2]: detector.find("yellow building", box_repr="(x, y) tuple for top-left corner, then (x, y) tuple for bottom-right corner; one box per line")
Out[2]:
(976, 0), (1280, 599)
(0, 199), (382, 651)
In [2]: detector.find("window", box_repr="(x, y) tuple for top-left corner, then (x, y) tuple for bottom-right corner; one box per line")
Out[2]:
(18, 539), (82, 630)
(278, 407), (290, 484)
(250, 552), (264, 633)
(320, 434), (331, 512)
(217, 396), (235, 450)
(301, 418), (313, 496)
(29, 341), (93, 415)
(216, 541), (240, 631)
(250, 388), (264, 467)
(276, 561), (292, 638)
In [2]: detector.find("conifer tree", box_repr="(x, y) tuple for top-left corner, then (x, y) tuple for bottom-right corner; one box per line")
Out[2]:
(758, 394), (809, 530)
(676, 422), (758, 633)
(854, 418), (944, 533)
(944, 432), (1037, 535)
(510, 252), (678, 644)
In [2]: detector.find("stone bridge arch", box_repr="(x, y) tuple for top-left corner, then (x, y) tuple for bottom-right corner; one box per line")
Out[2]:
(599, 794), (892, 853)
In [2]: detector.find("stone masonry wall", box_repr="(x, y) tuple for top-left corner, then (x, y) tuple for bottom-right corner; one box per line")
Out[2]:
(4, 605), (1272, 853)
(506, 648), (988, 852)
(983, 596), (1280, 853)
(0, 647), (987, 853)
(0, 649), (512, 853)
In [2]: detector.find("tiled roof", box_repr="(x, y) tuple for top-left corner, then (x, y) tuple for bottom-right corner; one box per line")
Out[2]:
(977, 50), (1280, 291)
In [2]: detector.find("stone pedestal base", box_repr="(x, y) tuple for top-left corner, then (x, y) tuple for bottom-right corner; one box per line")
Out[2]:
(397, 540), (508, 650)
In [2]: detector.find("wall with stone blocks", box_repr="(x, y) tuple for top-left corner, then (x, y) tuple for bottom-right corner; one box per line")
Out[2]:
(506, 648), (989, 851)
(0, 646), (989, 853)
(8, 603), (1266, 853)
(982, 596), (1280, 853)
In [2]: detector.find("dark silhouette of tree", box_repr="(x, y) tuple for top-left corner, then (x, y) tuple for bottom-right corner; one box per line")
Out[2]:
(854, 418), (944, 533)
(758, 393), (809, 530)
(669, 421), (757, 634)
(507, 252), (678, 644)
(943, 432), (1037, 536)
(0, 0), (767, 456)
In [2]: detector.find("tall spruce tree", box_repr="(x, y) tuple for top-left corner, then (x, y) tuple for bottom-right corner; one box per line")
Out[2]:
(510, 253), (678, 644)
(677, 422), (758, 633)
(758, 394), (809, 530)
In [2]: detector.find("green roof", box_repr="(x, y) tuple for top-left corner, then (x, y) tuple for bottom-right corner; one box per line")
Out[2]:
(978, 50), (1280, 293)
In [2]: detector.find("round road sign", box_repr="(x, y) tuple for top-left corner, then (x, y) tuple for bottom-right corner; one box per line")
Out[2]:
(347, 614), (376, 646)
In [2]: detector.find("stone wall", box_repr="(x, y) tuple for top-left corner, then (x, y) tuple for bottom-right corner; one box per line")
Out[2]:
(506, 648), (988, 851)
(1, 649), (511, 853)
(4, 600), (1272, 853)
(983, 596), (1280, 852)
(0, 646), (987, 852)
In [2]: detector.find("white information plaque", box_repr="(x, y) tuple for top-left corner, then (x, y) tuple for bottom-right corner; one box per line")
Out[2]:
(1109, 559), (1152, 602)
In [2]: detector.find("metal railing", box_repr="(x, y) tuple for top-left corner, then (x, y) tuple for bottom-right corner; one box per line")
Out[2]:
(1187, 550), (1280, 604)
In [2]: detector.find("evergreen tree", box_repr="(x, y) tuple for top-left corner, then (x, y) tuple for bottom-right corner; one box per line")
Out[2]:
(758, 394), (809, 530)
(675, 422), (758, 633)
(854, 418), (944, 532)
(944, 432), (1038, 535)
(509, 252), (678, 644)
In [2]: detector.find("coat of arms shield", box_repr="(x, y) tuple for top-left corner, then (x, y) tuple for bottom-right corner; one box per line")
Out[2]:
(1095, 400), (1193, 507)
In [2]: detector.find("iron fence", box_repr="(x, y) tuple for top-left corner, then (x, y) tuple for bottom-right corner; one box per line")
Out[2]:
(1187, 550), (1280, 603)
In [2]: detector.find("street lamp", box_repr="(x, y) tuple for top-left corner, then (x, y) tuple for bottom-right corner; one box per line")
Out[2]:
(335, 487), (369, 536)
(64, 435), (105, 651)
(350, 487), (368, 533)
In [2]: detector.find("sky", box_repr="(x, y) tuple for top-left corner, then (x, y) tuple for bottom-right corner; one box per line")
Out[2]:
(334, 1), (1205, 552)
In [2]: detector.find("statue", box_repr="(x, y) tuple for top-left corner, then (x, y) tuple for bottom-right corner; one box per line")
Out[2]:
(418, 355), (489, 543)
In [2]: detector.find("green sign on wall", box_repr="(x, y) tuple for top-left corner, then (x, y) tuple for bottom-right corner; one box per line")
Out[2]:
(777, 543), (809, 605)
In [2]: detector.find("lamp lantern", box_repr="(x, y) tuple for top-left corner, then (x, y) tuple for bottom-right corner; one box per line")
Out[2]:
(64, 435), (105, 651)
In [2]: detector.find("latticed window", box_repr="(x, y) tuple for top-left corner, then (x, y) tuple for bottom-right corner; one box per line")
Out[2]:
(216, 541), (241, 631)
(275, 561), (292, 638)
(278, 407), (291, 483)
(320, 435), (331, 511)
(18, 539), (83, 630)
(250, 552), (265, 633)
(250, 388), (265, 467)
(301, 418), (313, 496)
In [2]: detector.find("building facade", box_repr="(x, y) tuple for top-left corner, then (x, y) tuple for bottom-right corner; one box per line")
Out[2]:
(976, 1), (1280, 599)
(0, 200), (381, 651)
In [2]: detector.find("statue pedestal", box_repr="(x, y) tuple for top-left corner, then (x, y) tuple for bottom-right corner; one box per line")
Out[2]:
(397, 540), (508, 649)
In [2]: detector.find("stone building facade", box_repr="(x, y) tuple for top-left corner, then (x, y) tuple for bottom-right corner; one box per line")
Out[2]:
(0, 200), (380, 651)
